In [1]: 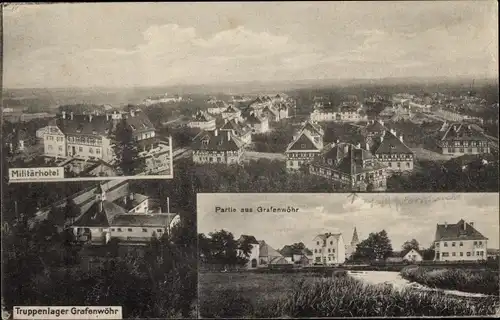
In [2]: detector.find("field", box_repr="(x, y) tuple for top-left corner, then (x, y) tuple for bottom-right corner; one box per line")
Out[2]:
(199, 271), (500, 318)
(400, 265), (500, 296)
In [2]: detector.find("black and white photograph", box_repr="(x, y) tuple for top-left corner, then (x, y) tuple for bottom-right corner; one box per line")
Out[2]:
(197, 193), (500, 318)
(2, 2), (498, 189)
(1, 1), (498, 320)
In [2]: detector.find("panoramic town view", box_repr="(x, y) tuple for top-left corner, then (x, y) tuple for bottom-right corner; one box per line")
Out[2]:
(197, 193), (500, 317)
(1, 1), (498, 319)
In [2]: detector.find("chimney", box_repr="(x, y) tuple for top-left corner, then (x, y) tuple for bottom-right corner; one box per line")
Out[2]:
(469, 222), (474, 228)
(380, 136), (384, 143)
(444, 221), (447, 228)
(224, 118), (228, 124)
(227, 131), (231, 141)
(214, 129), (218, 137)
(89, 114), (93, 122)
(399, 135), (403, 142)
(463, 221), (467, 231)
(343, 144), (349, 154)
(129, 192), (134, 201)
(62, 111), (66, 119)
(356, 142), (361, 149)
(123, 196), (128, 205)
(106, 113), (110, 121)
(366, 142), (370, 151)
(331, 142), (336, 148)
(130, 109), (135, 117)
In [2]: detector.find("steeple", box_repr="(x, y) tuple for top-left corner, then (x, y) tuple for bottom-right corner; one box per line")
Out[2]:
(351, 227), (359, 245)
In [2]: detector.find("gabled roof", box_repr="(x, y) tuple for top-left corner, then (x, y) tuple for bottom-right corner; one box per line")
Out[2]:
(314, 232), (342, 242)
(364, 120), (387, 134)
(125, 111), (155, 133)
(402, 248), (422, 258)
(312, 142), (385, 175)
(113, 193), (149, 212)
(238, 235), (259, 245)
(223, 105), (240, 113)
(246, 112), (267, 124)
(373, 130), (413, 155)
(192, 111), (214, 122)
(57, 115), (112, 136)
(191, 130), (244, 151)
(259, 240), (284, 258)
(435, 219), (488, 242)
(285, 130), (322, 152)
(299, 121), (324, 136)
(73, 200), (127, 227)
(220, 119), (251, 136)
(269, 256), (290, 265)
(351, 227), (359, 243)
(441, 123), (487, 141)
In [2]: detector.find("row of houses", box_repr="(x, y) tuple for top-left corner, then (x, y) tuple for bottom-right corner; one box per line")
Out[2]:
(237, 218), (492, 270)
(310, 102), (367, 123)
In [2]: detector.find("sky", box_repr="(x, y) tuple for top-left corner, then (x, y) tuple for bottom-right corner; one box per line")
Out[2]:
(197, 193), (499, 251)
(3, 2), (498, 88)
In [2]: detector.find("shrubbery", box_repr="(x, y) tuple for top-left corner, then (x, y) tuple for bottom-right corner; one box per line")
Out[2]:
(400, 265), (500, 296)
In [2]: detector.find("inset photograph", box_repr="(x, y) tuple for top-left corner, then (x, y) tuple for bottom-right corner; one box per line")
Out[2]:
(2, 179), (197, 318)
(4, 106), (174, 182)
(198, 193), (499, 318)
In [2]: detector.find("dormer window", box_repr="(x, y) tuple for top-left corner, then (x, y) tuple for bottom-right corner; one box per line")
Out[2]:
(202, 139), (209, 145)
(327, 159), (333, 165)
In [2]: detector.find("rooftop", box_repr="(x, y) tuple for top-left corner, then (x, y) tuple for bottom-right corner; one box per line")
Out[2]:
(192, 129), (245, 151)
(435, 219), (488, 242)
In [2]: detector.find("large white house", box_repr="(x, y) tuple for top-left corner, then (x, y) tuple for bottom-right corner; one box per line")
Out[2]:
(434, 219), (488, 262)
(71, 183), (180, 245)
(311, 232), (346, 265)
(285, 121), (324, 170)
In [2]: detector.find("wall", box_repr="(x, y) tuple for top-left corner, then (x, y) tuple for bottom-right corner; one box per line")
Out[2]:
(435, 239), (487, 262)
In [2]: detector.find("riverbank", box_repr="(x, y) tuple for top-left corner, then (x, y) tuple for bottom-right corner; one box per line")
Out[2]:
(199, 271), (499, 318)
(400, 265), (499, 296)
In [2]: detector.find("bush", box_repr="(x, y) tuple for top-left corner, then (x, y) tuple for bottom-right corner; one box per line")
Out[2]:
(400, 266), (499, 296)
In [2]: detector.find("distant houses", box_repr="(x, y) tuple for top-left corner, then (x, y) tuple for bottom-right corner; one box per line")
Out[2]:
(237, 235), (291, 269)
(311, 232), (346, 265)
(438, 122), (491, 157)
(310, 102), (367, 123)
(188, 111), (216, 131)
(370, 129), (415, 173)
(433, 219), (488, 262)
(244, 111), (270, 134)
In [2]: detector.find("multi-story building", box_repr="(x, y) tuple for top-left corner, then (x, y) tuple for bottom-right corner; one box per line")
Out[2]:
(371, 129), (415, 173)
(245, 111), (269, 134)
(236, 236), (287, 269)
(434, 219), (488, 262)
(261, 104), (289, 122)
(285, 121), (324, 170)
(188, 111), (216, 131)
(207, 101), (229, 115)
(310, 104), (367, 122)
(438, 122), (490, 156)
(191, 129), (245, 165)
(40, 109), (171, 175)
(71, 183), (180, 245)
(221, 105), (242, 121)
(219, 118), (252, 145)
(311, 232), (346, 265)
(309, 142), (388, 191)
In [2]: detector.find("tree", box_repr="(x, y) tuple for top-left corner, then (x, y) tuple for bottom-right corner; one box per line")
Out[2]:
(352, 230), (393, 262)
(111, 118), (145, 176)
(422, 243), (436, 261)
(401, 239), (420, 253)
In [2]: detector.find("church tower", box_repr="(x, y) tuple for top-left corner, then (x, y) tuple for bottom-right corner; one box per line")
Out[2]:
(351, 227), (359, 247)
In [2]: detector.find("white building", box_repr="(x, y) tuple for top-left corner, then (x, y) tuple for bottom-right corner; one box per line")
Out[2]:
(402, 249), (423, 262)
(245, 111), (269, 134)
(434, 219), (488, 262)
(311, 232), (346, 265)
(188, 111), (216, 131)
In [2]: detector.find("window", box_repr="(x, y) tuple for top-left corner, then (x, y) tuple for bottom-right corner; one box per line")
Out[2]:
(48, 145), (53, 150)
(468, 148), (473, 153)
(397, 162), (401, 167)
(480, 251), (484, 256)
(328, 257), (331, 261)
(447, 148), (453, 153)
(452, 242), (456, 247)
(111, 228), (115, 231)
(330, 241), (333, 245)
(476, 251), (480, 256)
(459, 242), (463, 246)
(96, 149), (100, 154)
(444, 242), (448, 247)
(479, 241), (482, 245)
(435, 242), (439, 247)
(99, 228), (103, 232)
(332, 249), (335, 253)
(460, 252), (463, 256)
(388, 162), (392, 167)
(127, 228), (132, 232)
(142, 228), (147, 233)
(473, 241), (477, 245)
(466, 252), (471, 256)
(318, 249), (322, 253)
(157, 229), (163, 233)
(301, 144), (306, 148)
(317, 241), (320, 245)
(79, 147), (83, 152)
(117, 228), (122, 232)
(452, 252), (456, 256)
(314, 249), (317, 253)
(89, 148), (93, 154)
(328, 249), (331, 253)
(442, 252), (449, 257)
(459, 148), (464, 153)
(406, 162), (410, 168)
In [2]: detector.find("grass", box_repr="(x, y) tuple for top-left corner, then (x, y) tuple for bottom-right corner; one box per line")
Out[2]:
(199, 271), (500, 318)
(400, 265), (500, 296)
